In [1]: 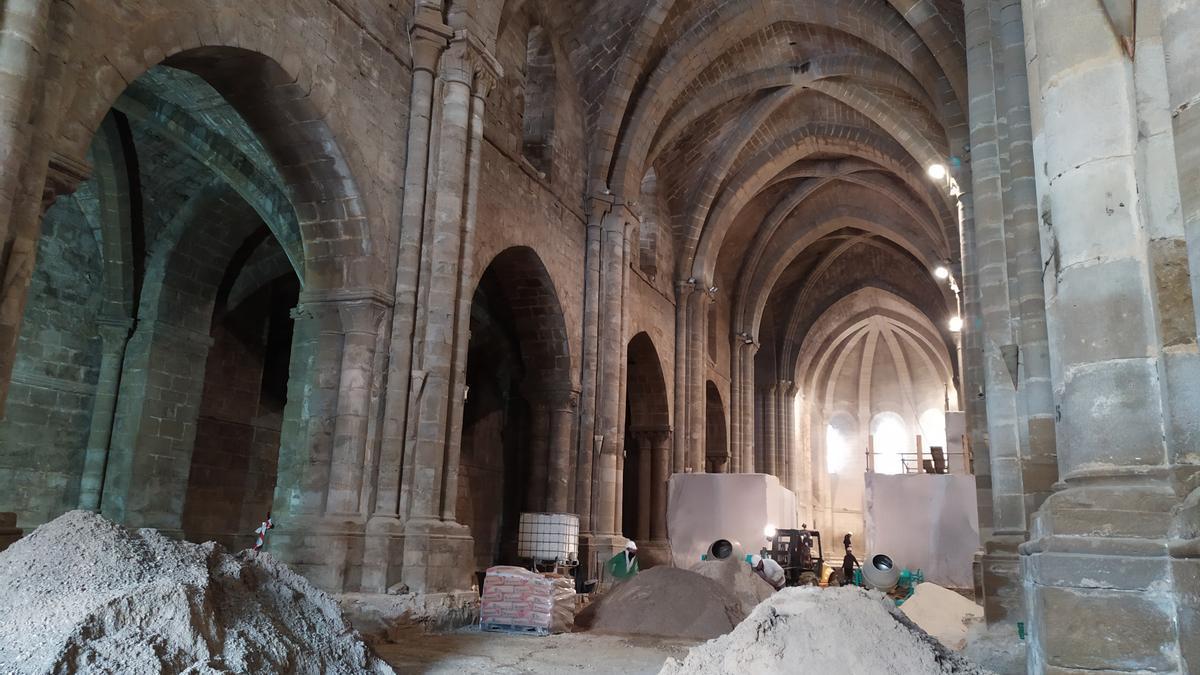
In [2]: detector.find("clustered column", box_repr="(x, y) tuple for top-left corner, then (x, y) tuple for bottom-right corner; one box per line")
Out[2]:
(1019, 0), (1193, 670)
(396, 34), (501, 594)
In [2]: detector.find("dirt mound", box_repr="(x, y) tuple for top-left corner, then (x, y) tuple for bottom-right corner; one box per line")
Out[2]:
(576, 566), (744, 639)
(900, 583), (984, 650)
(0, 510), (393, 675)
(689, 557), (775, 616)
(659, 586), (991, 674)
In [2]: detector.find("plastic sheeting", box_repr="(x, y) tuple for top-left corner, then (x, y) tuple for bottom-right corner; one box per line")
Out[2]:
(864, 473), (979, 588)
(667, 473), (797, 567)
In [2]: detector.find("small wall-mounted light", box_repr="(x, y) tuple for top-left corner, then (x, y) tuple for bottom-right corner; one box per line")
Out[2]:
(708, 286), (718, 294)
(948, 316), (964, 332)
(763, 524), (777, 539)
(927, 163), (948, 181)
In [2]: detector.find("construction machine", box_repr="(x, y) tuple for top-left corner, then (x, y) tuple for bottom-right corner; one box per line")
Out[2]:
(763, 528), (824, 586)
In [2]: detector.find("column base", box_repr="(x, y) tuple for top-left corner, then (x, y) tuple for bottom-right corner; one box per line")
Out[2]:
(361, 514), (405, 593)
(399, 517), (475, 593)
(1022, 482), (1184, 672)
(579, 532), (630, 582)
(981, 535), (1025, 625)
(638, 539), (672, 568)
(268, 512), (366, 593)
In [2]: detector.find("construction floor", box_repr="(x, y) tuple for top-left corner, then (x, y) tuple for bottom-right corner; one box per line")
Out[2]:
(374, 627), (698, 674)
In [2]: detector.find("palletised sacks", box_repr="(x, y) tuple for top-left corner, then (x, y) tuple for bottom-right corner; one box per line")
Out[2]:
(481, 566), (575, 632)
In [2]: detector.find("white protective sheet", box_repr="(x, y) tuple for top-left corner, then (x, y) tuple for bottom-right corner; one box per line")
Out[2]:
(864, 473), (979, 588)
(667, 473), (797, 566)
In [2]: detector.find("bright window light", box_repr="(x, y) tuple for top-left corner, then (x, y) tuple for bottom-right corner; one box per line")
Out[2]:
(870, 413), (908, 475)
(826, 423), (849, 474)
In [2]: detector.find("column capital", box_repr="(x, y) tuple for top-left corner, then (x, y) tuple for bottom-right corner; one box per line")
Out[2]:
(42, 152), (91, 213)
(336, 297), (389, 335)
(631, 426), (672, 447)
(409, 12), (452, 74)
(442, 31), (504, 95)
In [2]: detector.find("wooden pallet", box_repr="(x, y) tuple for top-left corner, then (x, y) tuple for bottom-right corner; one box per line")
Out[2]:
(480, 621), (551, 637)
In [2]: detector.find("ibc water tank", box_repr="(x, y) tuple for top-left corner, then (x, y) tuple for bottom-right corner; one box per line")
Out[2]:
(517, 512), (580, 562)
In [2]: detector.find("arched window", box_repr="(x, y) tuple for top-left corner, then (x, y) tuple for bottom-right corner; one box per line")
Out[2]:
(870, 412), (908, 475)
(918, 408), (947, 454)
(522, 25), (555, 177)
(825, 413), (856, 474)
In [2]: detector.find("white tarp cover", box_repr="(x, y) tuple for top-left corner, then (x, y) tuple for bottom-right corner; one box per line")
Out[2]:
(667, 473), (797, 567)
(864, 473), (979, 588)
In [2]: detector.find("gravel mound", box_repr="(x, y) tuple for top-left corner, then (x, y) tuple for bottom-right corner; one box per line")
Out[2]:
(689, 557), (775, 616)
(576, 566), (744, 639)
(659, 586), (991, 674)
(0, 510), (393, 674)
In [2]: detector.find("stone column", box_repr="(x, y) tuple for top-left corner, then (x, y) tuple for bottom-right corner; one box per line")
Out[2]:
(326, 299), (387, 517)
(998, 0), (1058, 513)
(649, 428), (671, 541)
(1021, 0), (1186, 670)
(741, 341), (758, 473)
(778, 381), (794, 489)
(546, 389), (578, 513)
(635, 433), (652, 541)
(574, 201), (604, 527)
(267, 302), (345, 589)
(77, 318), (132, 511)
(761, 383), (778, 477)
(671, 281), (695, 473)
(400, 35), (500, 593)
(526, 398), (551, 511)
(371, 12), (449, 544)
(592, 206), (632, 538)
(685, 288), (710, 473)
(1162, 1), (1200, 337)
(101, 321), (213, 533)
(1154, 6), (1200, 670)
(729, 337), (742, 474)
(964, 0), (1029, 625)
(0, 0), (77, 414)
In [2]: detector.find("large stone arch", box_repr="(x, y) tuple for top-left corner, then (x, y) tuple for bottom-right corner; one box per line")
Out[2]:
(458, 245), (578, 573)
(622, 331), (672, 565)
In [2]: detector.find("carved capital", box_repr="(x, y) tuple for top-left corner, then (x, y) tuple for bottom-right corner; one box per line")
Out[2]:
(41, 152), (91, 213)
(337, 297), (389, 335)
(409, 14), (452, 74)
(442, 31), (504, 95)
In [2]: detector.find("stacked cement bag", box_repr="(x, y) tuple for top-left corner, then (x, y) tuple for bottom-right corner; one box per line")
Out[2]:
(480, 566), (575, 634)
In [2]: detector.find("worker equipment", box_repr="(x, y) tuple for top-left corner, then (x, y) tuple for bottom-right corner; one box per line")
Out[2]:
(763, 528), (824, 586)
(861, 553), (901, 591)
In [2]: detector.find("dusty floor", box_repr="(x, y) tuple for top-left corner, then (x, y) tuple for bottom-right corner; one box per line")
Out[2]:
(375, 627), (698, 674)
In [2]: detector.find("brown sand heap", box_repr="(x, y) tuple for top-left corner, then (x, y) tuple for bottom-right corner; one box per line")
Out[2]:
(0, 510), (393, 675)
(576, 566), (745, 639)
(900, 583), (985, 650)
(660, 586), (991, 674)
(689, 556), (775, 616)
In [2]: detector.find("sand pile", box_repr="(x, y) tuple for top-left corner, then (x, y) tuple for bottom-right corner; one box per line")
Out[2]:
(689, 557), (775, 616)
(576, 566), (744, 639)
(900, 583), (984, 650)
(659, 586), (991, 674)
(0, 510), (393, 675)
